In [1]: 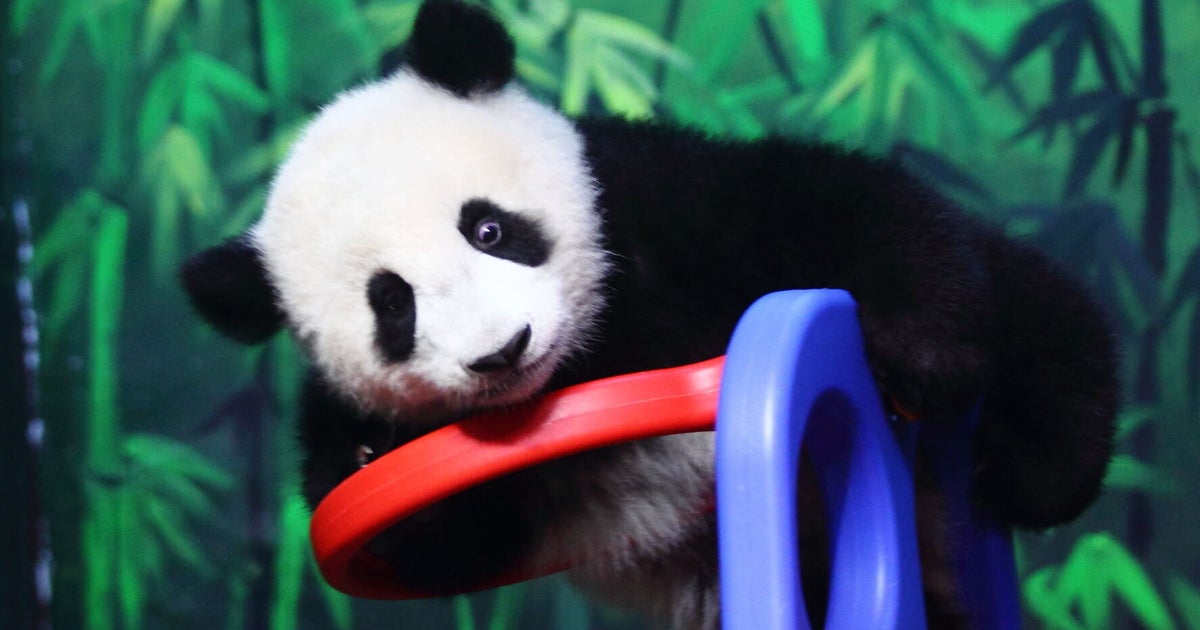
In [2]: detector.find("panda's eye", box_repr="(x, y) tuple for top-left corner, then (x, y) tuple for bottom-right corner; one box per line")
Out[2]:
(458, 198), (551, 267)
(473, 219), (503, 248)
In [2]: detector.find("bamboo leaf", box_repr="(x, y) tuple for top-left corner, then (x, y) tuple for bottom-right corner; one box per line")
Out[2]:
(1092, 254), (1133, 337)
(1011, 89), (1120, 143)
(143, 495), (214, 575)
(257, 0), (374, 106)
(781, 0), (830, 68)
(191, 53), (271, 112)
(810, 38), (877, 122)
(1176, 134), (1200, 221)
(1170, 576), (1200, 630)
(226, 563), (252, 630)
(1084, 5), (1125, 91)
(142, 125), (225, 280)
(1099, 209), (1160, 313)
(317, 575), (353, 630)
(892, 142), (993, 202)
(560, 20), (591, 115)
(224, 121), (306, 184)
(141, 0), (186, 62)
(888, 17), (977, 121)
(712, 90), (767, 138)
(957, 32), (1026, 113)
(1064, 112), (1118, 198)
(1023, 567), (1086, 630)
(557, 8), (692, 115)
(677, 0), (766, 78)
(987, 0), (1081, 90)
(889, 72), (913, 139)
(487, 583), (528, 630)
(360, 0), (419, 48)
(514, 57), (561, 93)
(1094, 537), (1175, 630)
(117, 487), (145, 630)
(573, 10), (692, 69)
(492, 0), (569, 51)
(139, 61), (184, 154)
(124, 433), (235, 491)
(1050, 19), (1085, 101)
(260, 0), (292, 100)
(1054, 534), (1096, 617)
(12, 0), (38, 34)
(1055, 534), (1177, 630)
(182, 89), (229, 152)
(454, 596), (479, 630)
(45, 258), (86, 341)
(271, 492), (312, 630)
(80, 1), (111, 66)
(39, 0), (84, 84)
(30, 191), (100, 278)
(83, 482), (117, 630)
(591, 46), (656, 118)
(1111, 97), (1138, 186)
(196, 0), (223, 48)
(1104, 455), (1182, 495)
(34, 191), (129, 342)
(89, 209), (127, 468)
(133, 512), (167, 582)
(1115, 405), (1158, 442)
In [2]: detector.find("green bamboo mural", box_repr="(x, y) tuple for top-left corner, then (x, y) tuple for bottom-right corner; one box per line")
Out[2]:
(6, 0), (1200, 628)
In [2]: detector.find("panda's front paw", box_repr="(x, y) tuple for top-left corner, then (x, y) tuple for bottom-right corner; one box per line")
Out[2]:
(861, 315), (990, 421)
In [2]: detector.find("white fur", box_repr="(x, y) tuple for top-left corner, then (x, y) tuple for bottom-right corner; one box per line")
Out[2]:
(558, 432), (720, 629)
(253, 71), (608, 421)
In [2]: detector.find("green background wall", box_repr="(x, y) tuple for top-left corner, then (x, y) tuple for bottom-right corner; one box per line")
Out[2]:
(3, 0), (1200, 628)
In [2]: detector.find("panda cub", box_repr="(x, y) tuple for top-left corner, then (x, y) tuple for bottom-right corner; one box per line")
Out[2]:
(182, 1), (1118, 628)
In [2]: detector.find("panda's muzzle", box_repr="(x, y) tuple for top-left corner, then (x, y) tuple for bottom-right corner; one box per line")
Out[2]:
(466, 324), (532, 374)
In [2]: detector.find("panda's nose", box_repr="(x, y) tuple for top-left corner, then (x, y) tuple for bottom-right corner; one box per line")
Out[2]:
(467, 324), (532, 374)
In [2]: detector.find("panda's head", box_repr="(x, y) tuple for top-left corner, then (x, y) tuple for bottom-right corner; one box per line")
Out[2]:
(183, 0), (607, 420)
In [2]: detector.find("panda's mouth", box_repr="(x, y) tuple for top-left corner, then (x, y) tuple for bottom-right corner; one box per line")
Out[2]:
(476, 351), (557, 403)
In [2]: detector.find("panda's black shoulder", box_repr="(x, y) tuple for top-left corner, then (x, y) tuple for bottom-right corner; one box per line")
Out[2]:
(571, 114), (965, 273)
(573, 116), (937, 215)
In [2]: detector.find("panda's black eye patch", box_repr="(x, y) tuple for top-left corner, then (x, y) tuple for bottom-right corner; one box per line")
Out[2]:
(367, 271), (416, 363)
(458, 198), (551, 267)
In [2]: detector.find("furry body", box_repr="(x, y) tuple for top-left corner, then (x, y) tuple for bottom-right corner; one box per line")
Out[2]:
(182, 2), (1118, 628)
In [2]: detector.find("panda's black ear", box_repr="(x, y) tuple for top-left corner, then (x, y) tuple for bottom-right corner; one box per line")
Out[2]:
(405, 0), (515, 97)
(181, 237), (285, 345)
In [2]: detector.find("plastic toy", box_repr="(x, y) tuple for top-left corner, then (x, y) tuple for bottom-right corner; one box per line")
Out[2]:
(309, 290), (1020, 628)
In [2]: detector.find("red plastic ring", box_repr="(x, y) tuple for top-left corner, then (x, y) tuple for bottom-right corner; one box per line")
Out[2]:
(310, 356), (725, 598)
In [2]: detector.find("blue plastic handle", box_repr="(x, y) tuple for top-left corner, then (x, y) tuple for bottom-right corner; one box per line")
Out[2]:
(716, 290), (927, 630)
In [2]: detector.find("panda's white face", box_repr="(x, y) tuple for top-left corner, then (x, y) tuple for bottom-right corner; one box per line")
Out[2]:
(252, 71), (607, 420)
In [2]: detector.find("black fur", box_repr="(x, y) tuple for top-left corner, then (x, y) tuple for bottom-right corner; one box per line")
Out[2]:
(458, 198), (552, 267)
(565, 117), (1115, 528)
(557, 118), (994, 424)
(406, 0), (515, 97)
(298, 374), (554, 591)
(367, 271), (418, 363)
(180, 237), (284, 344)
(972, 231), (1118, 528)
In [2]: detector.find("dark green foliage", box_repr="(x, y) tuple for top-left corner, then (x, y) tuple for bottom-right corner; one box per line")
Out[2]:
(7, 0), (1200, 628)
